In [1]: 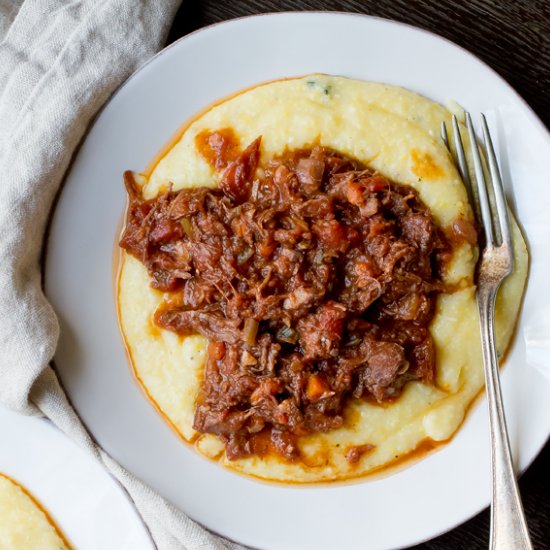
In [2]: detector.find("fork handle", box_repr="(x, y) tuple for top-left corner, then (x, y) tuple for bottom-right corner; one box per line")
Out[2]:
(477, 284), (533, 550)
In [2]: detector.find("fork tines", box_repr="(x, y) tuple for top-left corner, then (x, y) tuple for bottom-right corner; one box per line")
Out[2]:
(442, 113), (513, 256)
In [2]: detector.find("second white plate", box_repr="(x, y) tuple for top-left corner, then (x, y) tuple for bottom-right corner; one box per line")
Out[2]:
(0, 405), (152, 550)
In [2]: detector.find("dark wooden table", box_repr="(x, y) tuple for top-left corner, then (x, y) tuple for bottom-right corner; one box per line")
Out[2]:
(167, 2), (549, 549)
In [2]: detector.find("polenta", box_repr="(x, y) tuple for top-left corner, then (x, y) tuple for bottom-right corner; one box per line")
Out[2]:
(117, 75), (527, 482)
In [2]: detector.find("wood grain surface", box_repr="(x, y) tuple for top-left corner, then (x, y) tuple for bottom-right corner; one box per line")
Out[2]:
(166, 2), (549, 549)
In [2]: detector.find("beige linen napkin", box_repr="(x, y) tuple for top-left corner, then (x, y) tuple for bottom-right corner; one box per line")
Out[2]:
(0, 1), (243, 548)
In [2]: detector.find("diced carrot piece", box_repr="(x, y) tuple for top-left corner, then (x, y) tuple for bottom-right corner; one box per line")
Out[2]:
(209, 341), (225, 361)
(306, 374), (331, 401)
(346, 182), (364, 205)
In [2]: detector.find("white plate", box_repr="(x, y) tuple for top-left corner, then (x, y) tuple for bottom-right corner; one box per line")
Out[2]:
(0, 405), (153, 549)
(45, 12), (550, 550)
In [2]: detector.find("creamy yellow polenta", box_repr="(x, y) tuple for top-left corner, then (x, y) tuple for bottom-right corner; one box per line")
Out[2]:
(118, 75), (528, 482)
(0, 474), (69, 550)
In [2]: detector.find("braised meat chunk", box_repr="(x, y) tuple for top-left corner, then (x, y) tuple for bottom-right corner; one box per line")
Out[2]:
(120, 137), (451, 461)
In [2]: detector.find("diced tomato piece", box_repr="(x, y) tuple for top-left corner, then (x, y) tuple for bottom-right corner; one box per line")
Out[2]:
(312, 219), (347, 251)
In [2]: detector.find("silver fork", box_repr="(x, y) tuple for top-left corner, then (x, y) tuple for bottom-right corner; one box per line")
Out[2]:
(441, 114), (533, 550)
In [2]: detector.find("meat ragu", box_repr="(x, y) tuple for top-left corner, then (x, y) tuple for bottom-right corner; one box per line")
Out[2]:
(120, 134), (456, 462)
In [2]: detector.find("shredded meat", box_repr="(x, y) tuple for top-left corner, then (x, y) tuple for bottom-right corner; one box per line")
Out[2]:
(345, 444), (376, 464)
(120, 137), (454, 461)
